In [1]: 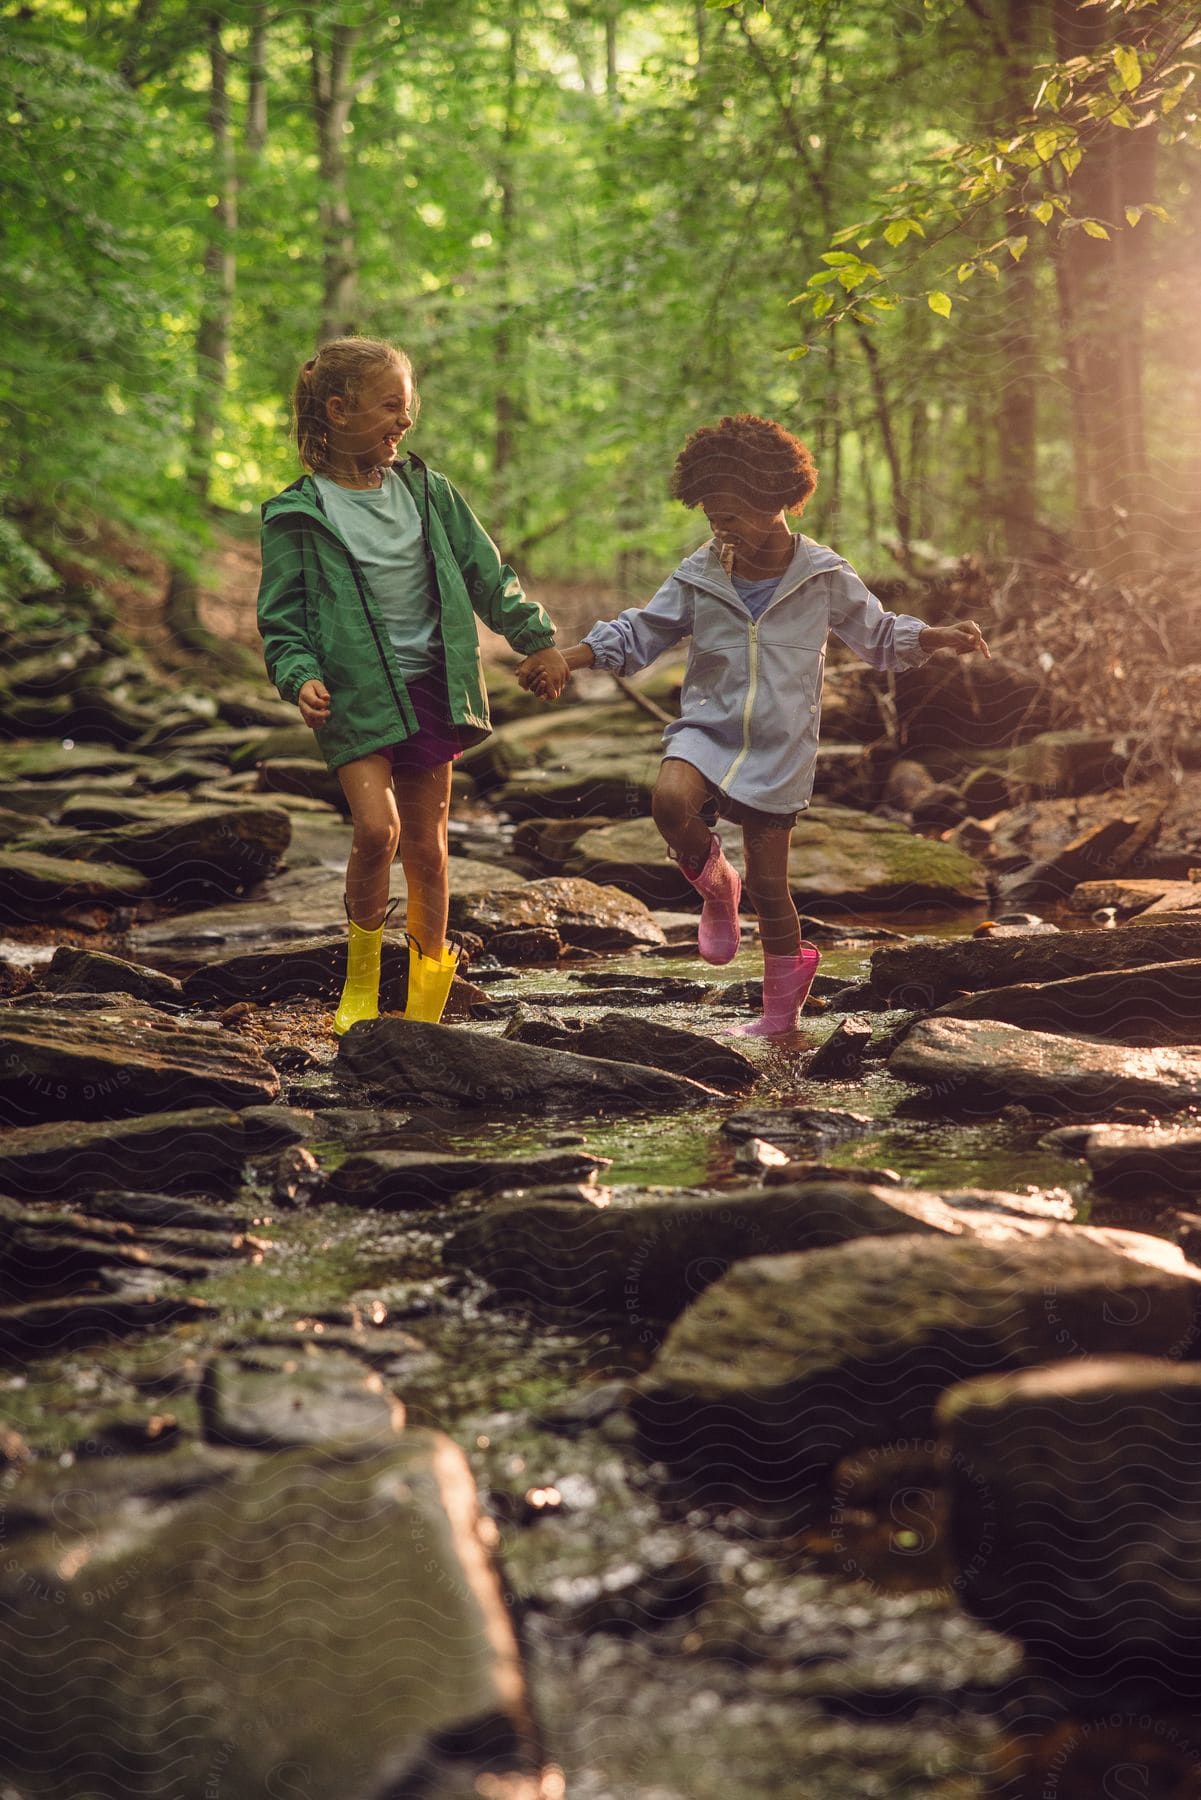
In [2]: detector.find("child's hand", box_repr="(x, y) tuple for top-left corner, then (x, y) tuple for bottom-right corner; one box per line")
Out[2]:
(297, 678), (332, 728)
(919, 622), (991, 660)
(515, 648), (570, 701)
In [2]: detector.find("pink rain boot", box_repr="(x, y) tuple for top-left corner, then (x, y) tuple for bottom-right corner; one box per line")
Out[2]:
(725, 944), (821, 1038)
(680, 832), (742, 965)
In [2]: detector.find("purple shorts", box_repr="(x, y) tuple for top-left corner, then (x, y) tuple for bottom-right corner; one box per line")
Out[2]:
(380, 672), (463, 773)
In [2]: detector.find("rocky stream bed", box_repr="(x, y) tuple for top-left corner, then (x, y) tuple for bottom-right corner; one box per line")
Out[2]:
(5, 593), (1201, 1798)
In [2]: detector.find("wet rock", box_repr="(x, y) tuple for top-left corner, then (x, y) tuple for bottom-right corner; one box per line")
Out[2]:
(1072, 876), (1201, 921)
(255, 755), (345, 811)
(959, 765), (1013, 818)
(506, 1010), (758, 1096)
(0, 1108), (252, 1200)
(337, 1017), (713, 1112)
(19, 801), (292, 897)
(83, 1191), (252, 1232)
(568, 803), (985, 912)
(41, 945), (184, 1006)
(490, 740), (662, 819)
(443, 1181), (976, 1321)
(0, 847), (151, 915)
(933, 957), (1201, 1047)
(181, 932), (410, 1002)
(0, 1003), (280, 1124)
(201, 1343), (405, 1449)
(0, 1435), (540, 1797)
(939, 1357), (1201, 1701)
(1045, 1122), (1201, 1199)
(0, 1197), (225, 1296)
(572, 970), (713, 1001)
(805, 1016), (874, 1079)
(450, 874), (666, 951)
(870, 919), (1201, 1009)
(631, 1225), (1201, 1507)
(128, 856), (526, 965)
(325, 1145), (610, 1210)
(721, 1106), (873, 1149)
(0, 958), (35, 998)
(0, 1289), (218, 1355)
(890, 1015), (1201, 1117)
(487, 925), (563, 962)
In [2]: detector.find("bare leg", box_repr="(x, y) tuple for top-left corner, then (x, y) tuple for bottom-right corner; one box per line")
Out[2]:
(336, 754), (401, 927)
(652, 758), (714, 867)
(391, 759), (453, 956)
(742, 820), (800, 956)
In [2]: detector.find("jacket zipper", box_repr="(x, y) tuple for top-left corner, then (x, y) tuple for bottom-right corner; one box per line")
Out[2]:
(721, 617), (759, 790)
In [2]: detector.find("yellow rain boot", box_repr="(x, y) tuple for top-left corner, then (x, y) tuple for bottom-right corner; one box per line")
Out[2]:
(332, 897), (398, 1036)
(403, 936), (461, 1025)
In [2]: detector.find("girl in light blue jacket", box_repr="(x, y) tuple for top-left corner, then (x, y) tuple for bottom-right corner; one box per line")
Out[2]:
(517, 415), (989, 1038)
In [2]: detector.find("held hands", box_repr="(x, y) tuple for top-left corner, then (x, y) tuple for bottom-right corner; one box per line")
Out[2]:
(297, 678), (332, 728)
(514, 647), (571, 702)
(919, 621), (991, 660)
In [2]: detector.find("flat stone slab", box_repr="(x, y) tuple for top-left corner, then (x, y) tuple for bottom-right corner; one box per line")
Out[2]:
(505, 1009), (759, 1095)
(631, 1225), (1201, 1505)
(890, 1015), (1201, 1116)
(934, 958), (1201, 1046)
(201, 1344), (406, 1449)
(870, 920), (1201, 1009)
(129, 855), (526, 965)
(568, 804), (985, 912)
(325, 1144), (610, 1209)
(0, 1436), (538, 1794)
(337, 1016), (714, 1112)
(449, 874), (666, 950)
(939, 1357), (1201, 1700)
(1046, 1122), (1201, 1197)
(181, 933), (412, 1003)
(0, 848), (151, 914)
(444, 1180), (988, 1321)
(0, 1108), (254, 1201)
(1072, 877), (1201, 919)
(41, 946), (184, 1006)
(0, 1004), (280, 1125)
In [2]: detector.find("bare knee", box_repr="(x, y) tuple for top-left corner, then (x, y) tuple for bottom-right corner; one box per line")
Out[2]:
(352, 816), (400, 863)
(653, 780), (705, 839)
(399, 823), (448, 875)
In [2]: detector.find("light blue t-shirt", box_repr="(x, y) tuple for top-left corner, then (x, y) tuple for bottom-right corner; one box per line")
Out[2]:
(315, 470), (441, 677)
(731, 572), (781, 621)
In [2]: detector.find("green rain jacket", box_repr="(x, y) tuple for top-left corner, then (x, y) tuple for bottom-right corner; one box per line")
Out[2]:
(256, 453), (556, 771)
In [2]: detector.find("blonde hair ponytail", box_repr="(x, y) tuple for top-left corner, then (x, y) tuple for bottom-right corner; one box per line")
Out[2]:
(291, 336), (417, 472)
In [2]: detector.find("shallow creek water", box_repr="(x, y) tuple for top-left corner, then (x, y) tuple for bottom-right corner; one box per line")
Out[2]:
(2, 913), (1146, 1798)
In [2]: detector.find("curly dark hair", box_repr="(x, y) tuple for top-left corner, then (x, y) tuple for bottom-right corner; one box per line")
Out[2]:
(669, 414), (818, 514)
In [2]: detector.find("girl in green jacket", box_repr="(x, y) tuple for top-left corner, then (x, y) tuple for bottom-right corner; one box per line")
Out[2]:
(257, 336), (567, 1034)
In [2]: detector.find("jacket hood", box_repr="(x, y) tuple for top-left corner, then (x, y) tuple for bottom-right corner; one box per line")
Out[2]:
(261, 454), (430, 526)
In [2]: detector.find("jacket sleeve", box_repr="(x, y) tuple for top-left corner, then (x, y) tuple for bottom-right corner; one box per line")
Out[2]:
(828, 562), (929, 673)
(432, 475), (555, 656)
(256, 515), (324, 705)
(583, 575), (694, 676)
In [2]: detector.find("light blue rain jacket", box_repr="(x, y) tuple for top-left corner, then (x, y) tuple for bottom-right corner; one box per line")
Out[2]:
(584, 534), (930, 815)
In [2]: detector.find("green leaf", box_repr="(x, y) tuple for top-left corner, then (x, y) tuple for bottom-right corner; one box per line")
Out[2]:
(1060, 145), (1082, 176)
(927, 290), (952, 318)
(981, 259), (1000, 280)
(1125, 205), (1143, 226)
(868, 295), (899, 309)
(1113, 44), (1141, 91)
(1032, 128), (1062, 162)
(821, 251), (863, 266)
(811, 293), (834, 319)
(1030, 200), (1054, 225)
(1146, 204), (1171, 223)
(957, 262), (975, 283)
(1007, 235), (1028, 261)
(787, 345), (811, 360)
(1082, 219), (1110, 239)
(1108, 102), (1137, 128)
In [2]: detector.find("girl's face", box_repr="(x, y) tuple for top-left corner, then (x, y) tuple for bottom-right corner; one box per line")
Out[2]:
(702, 496), (787, 560)
(327, 360), (415, 472)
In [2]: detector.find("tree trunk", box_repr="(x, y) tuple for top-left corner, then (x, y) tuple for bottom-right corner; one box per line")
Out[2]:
(1052, 0), (1155, 573)
(996, 0), (1040, 561)
(246, 3), (269, 154)
(310, 9), (360, 344)
(493, 17), (524, 534)
(166, 12), (244, 664)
